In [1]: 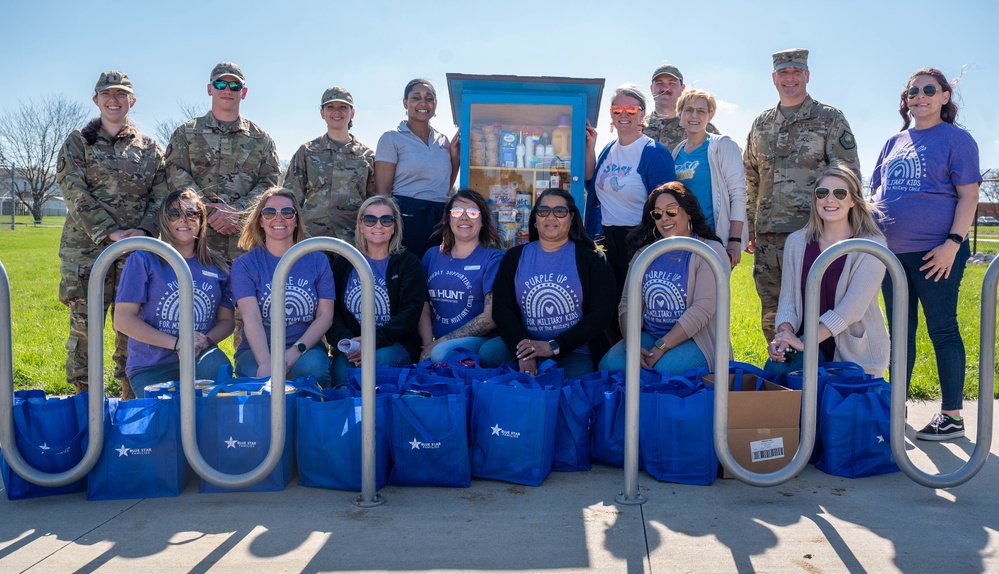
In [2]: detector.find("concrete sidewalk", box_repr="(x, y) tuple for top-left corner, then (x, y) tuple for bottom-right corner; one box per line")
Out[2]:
(0, 399), (996, 573)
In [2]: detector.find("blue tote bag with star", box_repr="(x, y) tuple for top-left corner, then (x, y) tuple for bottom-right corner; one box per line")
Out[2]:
(388, 388), (470, 487)
(815, 377), (899, 478)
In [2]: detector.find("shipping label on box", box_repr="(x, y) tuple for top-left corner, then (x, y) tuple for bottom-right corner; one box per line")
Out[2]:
(750, 437), (785, 462)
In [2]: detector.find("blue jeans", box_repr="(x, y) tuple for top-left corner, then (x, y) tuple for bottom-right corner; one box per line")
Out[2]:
(235, 345), (332, 389)
(428, 336), (490, 363)
(478, 336), (596, 379)
(598, 332), (707, 374)
(882, 241), (969, 411)
(130, 346), (232, 398)
(330, 342), (412, 387)
(763, 347), (830, 380)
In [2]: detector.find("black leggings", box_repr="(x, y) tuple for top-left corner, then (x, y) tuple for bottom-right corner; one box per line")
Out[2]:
(394, 195), (446, 259)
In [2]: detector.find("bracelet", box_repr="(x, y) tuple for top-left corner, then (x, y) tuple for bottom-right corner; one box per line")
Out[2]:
(947, 233), (964, 245)
(727, 237), (741, 243)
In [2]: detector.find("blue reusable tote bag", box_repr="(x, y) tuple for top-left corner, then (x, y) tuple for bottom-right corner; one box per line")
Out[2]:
(470, 377), (559, 486)
(815, 379), (899, 478)
(1, 391), (89, 500)
(786, 361), (872, 463)
(88, 397), (189, 500)
(388, 391), (470, 487)
(639, 376), (717, 486)
(552, 378), (594, 472)
(591, 370), (665, 467)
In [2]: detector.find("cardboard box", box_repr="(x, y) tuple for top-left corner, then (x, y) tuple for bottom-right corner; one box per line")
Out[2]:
(703, 373), (801, 478)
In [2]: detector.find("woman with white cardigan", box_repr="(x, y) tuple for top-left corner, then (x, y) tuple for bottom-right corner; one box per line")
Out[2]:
(671, 88), (747, 266)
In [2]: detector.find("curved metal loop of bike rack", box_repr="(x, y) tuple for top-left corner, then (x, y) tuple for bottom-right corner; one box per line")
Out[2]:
(616, 237), (731, 504)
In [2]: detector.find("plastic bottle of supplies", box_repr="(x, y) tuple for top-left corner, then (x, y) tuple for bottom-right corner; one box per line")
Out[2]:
(552, 115), (571, 157)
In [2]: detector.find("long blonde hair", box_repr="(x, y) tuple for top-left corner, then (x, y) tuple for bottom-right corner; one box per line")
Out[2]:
(803, 163), (884, 243)
(158, 189), (228, 271)
(354, 195), (404, 255)
(237, 187), (308, 251)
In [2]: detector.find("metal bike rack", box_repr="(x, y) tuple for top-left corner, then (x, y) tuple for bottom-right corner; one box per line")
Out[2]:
(616, 237), (731, 504)
(270, 237), (383, 506)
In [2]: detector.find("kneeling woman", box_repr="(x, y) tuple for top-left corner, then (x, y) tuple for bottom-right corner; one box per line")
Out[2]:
(765, 164), (889, 377)
(114, 189), (235, 395)
(599, 182), (731, 373)
(328, 196), (426, 385)
(232, 188), (335, 387)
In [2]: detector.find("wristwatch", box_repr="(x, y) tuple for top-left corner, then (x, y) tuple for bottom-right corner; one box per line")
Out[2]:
(548, 340), (560, 356)
(947, 233), (964, 245)
(654, 338), (669, 351)
(293, 341), (307, 353)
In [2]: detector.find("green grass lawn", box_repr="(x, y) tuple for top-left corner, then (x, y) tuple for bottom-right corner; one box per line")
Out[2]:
(1, 216), (996, 400)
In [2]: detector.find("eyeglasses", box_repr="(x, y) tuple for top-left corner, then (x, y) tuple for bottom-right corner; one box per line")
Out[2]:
(213, 80), (244, 92)
(906, 85), (938, 99)
(814, 187), (850, 200)
(449, 206), (481, 219)
(166, 208), (201, 222)
(97, 90), (131, 101)
(261, 207), (296, 220)
(535, 206), (570, 219)
(361, 214), (396, 227)
(610, 105), (642, 116)
(650, 206), (680, 220)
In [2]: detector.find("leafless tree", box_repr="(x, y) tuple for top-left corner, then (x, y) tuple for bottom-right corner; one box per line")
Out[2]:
(0, 95), (88, 223)
(979, 168), (999, 219)
(154, 102), (209, 147)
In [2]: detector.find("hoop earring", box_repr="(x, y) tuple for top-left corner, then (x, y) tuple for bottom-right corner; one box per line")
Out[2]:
(688, 221), (693, 232)
(652, 226), (661, 239)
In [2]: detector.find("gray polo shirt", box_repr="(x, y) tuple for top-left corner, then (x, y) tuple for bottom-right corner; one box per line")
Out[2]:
(375, 121), (452, 202)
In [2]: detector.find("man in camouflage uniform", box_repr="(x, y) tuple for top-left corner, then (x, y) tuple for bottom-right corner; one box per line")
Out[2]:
(164, 62), (280, 260)
(743, 49), (860, 342)
(284, 86), (375, 244)
(644, 63), (719, 151)
(57, 71), (166, 396)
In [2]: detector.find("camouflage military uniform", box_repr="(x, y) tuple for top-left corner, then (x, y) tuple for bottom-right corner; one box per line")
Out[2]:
(743, 94), (860, 342)
(164, 112), (280, 259)
(283, 133), (375, 244)
(57, 118), (166, 394)
(644, 115), (720, 152)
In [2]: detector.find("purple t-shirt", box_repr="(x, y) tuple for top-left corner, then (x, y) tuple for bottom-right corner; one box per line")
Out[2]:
(423, 244), (504, 338)
(641, 249), (691, 339)
(344, 255), (391, 327)
(116, 251), (233, 376)
(514, 242), (586, 349)
(230, 247), (335, 354)
(872, 122), (981, 253)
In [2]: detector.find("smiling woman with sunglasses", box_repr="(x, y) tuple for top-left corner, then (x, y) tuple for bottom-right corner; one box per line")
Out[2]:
(327, 195), (427, 385)
(231, 187), (335, 387)
(765, 164), (889, 380)
(583, 83), (677, 308)
(113, 189), (235, 395)
(417, 189), (504, 363)
(871, 68), (982, 441)
(599, 182), (731, 374)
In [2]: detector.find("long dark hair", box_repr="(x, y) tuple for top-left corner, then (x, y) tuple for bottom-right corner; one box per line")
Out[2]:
(433, 189), (501, 254)
(528, 188), (593, 246)
(626, 182), (720, 257)
(158, 189), (228, 271)
(899, 67), (959, 129)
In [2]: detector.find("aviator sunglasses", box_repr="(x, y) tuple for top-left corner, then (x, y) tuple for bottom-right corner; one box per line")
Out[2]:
(213, 80), (244, 91)
(814, 187), (849, 200)
(650, 206), (680, 220)
(535, 205), (570, 219)
(166, 208), (202, 222)
(361, 214), (396, 227)
(261, 207), (297, 220)
(906, 85), (937, 99)
(449, 206), (481, 219)
(610, 105), (642, 116)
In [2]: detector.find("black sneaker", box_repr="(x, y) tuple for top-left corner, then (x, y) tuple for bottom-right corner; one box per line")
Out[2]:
(915, 413), (965, 441)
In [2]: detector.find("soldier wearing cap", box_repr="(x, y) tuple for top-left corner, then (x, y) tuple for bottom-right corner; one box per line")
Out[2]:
(284, 86), (375, 245)
(743, 48), (861, 342)
(164, 61), (280, 260)
(644, 63), (719, 150)
(56, 70), (167, 396)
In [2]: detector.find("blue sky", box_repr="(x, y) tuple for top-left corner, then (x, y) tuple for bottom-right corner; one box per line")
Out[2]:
(2, 0), (996, 180)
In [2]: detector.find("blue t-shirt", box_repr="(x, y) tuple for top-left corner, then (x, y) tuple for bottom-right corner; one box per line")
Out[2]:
(641, 249), (692, 339)
(344, 255), (392, 327)
(674, 135), (714, 229)
(514, 241), (586, 351)
(116, 251), (233, 376)
(423, 244), (504, 338)
(871, 122), (981, 253)
(230, 247), (335, 354)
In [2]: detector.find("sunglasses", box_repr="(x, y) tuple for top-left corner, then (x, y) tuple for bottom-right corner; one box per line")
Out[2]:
(166, 208), (202, 222)
(449, 207), (481, 219)
(610, 105), (642, 116)
(361, 214), (396, 227)
(535, 206), (570, 219)
(650, 206), (680, 220)
(814, 187), (850, 200)
(906, 85), (937, 99)
(261, 207), (296, 220)
(213, 80), (244, 91)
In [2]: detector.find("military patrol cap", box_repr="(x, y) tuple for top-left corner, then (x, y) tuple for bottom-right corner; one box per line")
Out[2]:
(651, 64), (683, 84)
(320, 86), (354, 107)
(773, 49), (809, 71)
(210, 62), (245, 83)
(94, 71), (133, 95)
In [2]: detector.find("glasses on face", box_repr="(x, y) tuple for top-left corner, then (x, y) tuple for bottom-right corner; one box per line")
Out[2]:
(166, 208), (201, 222)
(535, 205), (570, 219)
(361, 214), (396, 227)
(650, 206), (680, 220)
(610, 105), (642, 116)
(449, 206), (481, 219)
(98, 90), (131, 101)
(906, 85), (938, 99)
(814, 187), (850, 201)
(213, 80), (244, 91)
(261, 207), (296, 220)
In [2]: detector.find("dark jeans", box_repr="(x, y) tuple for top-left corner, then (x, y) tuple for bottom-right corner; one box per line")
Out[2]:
(882, 241), (970, 411)
(394, 195), (445, 259)
(601, 225), (633, 300)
